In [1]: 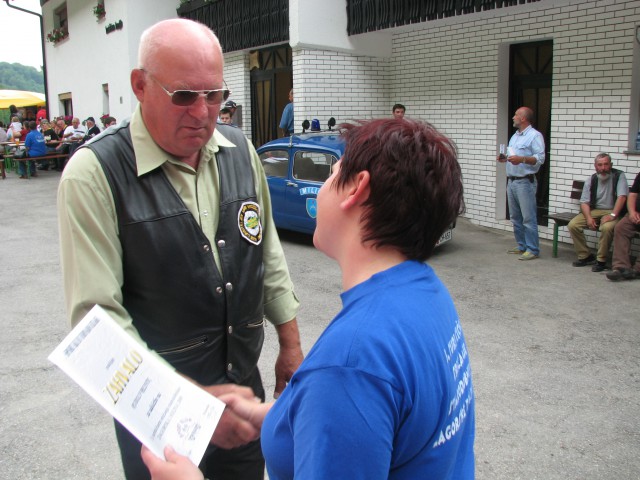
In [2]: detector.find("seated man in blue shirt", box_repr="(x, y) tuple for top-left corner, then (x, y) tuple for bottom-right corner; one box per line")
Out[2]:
(20, 121), (47, 178)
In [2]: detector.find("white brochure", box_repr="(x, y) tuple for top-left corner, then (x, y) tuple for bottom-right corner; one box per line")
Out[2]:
(48, 304), (225, 465)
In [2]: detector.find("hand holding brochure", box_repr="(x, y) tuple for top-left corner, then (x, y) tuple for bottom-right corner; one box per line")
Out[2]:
(48, 305), (225, 465)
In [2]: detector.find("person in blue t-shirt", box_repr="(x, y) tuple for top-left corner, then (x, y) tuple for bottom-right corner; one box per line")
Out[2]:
(19, 121), (47, 178)
(279, 89), (294, 136)
(141, 118), (475, 480)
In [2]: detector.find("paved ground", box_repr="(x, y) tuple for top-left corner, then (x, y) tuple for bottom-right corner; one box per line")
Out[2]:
(1, 169), (638, 479)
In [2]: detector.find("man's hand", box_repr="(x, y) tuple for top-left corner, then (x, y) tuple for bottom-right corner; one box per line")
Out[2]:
(178, 381), (260, 449)
(209, 404), (261, 449)
(199, 384), (261, 449)
(218, 393), (273, 430)
(274, 319), (304, 398)
(141, 445), (204, 480)
(585, 216), (598, 230)
(600, 214), (615, 225)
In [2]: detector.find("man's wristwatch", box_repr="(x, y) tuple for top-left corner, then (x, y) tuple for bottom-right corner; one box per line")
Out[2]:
(610, 212), (616, 218)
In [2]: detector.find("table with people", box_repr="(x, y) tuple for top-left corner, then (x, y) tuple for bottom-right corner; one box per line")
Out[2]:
(0, 114), (118, 178)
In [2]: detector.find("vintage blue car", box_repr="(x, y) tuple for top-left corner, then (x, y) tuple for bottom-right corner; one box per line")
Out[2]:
(257, 128), (454, 245)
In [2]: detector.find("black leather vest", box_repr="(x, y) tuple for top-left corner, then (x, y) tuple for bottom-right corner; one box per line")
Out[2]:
(86, 122), (265, 386)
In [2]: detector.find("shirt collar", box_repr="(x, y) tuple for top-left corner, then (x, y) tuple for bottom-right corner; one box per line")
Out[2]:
(516, 125), (532, 136)
(130, 104), (237, 176)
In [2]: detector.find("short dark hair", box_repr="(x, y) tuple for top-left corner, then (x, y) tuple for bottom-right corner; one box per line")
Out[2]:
(392, 103), (405, 113)
(219, 107), (232, 115)
(29, 120), (38, 130)
(337, 118), (464, 261)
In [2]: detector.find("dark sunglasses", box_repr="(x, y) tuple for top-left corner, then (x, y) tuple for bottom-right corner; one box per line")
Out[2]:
(144, 70), (231, 107)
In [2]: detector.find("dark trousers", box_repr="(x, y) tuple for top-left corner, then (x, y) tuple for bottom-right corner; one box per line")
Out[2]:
(115, 368), (265, 479)
(114, 421), (265, 480)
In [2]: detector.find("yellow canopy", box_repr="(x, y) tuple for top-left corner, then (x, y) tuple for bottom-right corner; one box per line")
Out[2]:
(0, 90), (46, 109)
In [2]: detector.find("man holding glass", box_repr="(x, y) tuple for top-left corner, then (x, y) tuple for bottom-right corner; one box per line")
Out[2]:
(497, 106), (546, 260)
(57, 18), (303, 480)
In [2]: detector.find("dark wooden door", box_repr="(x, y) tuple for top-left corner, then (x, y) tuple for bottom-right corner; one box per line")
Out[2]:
(509, 40), (553, 225)
(250, 46), (292, 148)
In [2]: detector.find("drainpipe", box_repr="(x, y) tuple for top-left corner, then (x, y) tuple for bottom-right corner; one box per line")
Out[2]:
(4, 0), (49, 119)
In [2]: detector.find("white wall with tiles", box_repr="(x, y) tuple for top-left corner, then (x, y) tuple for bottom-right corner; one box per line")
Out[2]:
(290, 48), (392, 132)
(388, 0), (640, 255)
(223, 0), (640, 255)
(223, 52), (251, 138)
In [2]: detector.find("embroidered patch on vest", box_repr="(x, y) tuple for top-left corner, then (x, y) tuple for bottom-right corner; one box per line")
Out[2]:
(238, 201), (262, 245)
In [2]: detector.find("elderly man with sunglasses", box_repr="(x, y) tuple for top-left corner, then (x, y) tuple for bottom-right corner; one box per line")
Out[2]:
(57, 19), (302, 480)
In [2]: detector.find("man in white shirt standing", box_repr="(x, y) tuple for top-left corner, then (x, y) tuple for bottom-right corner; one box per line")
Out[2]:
(497, 106), (546, 261)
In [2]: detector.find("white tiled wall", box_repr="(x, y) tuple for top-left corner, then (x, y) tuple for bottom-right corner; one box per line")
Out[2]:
(225, 0), (640, 255)
(386, 0), (640, 253)
(291, 48), (391, 130)
(223, 52), (251, 138)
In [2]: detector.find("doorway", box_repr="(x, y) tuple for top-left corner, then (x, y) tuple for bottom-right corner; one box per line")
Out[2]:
(250, 45), (293, 148)
(509, 40), (553, 225)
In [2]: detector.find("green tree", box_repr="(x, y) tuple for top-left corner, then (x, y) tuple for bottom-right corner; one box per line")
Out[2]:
(0, 62), (44, 92)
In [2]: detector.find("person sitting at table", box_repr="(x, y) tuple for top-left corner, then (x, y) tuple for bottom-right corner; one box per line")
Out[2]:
(37, 120), (61, 171)
(83, 117), (101, 141)
(8, 116), (22, 142)
(103, 115), (117, 128)
(19, 121), (46, 179)
(0, 122), (8, 143)
(63, 117), (87, 142)
(20, 122), (29, 141)
(54, 118), (72, 159)
(54, 118), (66, 138)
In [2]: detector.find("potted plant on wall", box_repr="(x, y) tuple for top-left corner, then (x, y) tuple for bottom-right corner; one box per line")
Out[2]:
(93, 2), (106, 21)
(46, 26), (69, 44)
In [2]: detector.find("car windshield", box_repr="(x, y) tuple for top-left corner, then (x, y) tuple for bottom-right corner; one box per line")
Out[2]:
(293, 151), (336, 182)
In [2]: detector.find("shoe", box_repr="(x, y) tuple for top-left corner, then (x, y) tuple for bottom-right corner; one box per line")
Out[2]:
(607, 268), (637, 281)
(591, 262), (607, 272)
(606, 269), (623, 281)
(572, 254), (596, 267)
(519, 251), (539, 261)
(507, 247), (525, 254)
(19, 175), (27, 179)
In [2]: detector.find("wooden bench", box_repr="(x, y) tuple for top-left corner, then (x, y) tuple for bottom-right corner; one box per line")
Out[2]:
(545, 180), (585, 258)
(1, 152), (69, 179)
(546, 179), (639, 258)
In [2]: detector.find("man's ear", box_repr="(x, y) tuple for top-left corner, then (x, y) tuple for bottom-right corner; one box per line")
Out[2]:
(131, 69), (146, 103)
(340, 170), (371, 210)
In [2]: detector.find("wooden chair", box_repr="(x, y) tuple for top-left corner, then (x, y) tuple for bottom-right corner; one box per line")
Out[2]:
(545, 180), (585, 257)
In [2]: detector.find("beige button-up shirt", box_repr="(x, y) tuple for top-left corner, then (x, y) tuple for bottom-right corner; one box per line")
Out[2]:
(58, 105), (299, 356)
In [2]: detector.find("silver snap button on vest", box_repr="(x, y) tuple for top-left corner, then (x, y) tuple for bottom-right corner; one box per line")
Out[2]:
(225, 282), (233, 291)
(227, 326), (233, 334)
(217, 239), (226, 248)
(227, 363), (233, 371)
(216, 286), (223, 294)
(203, 244), (211, 252)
